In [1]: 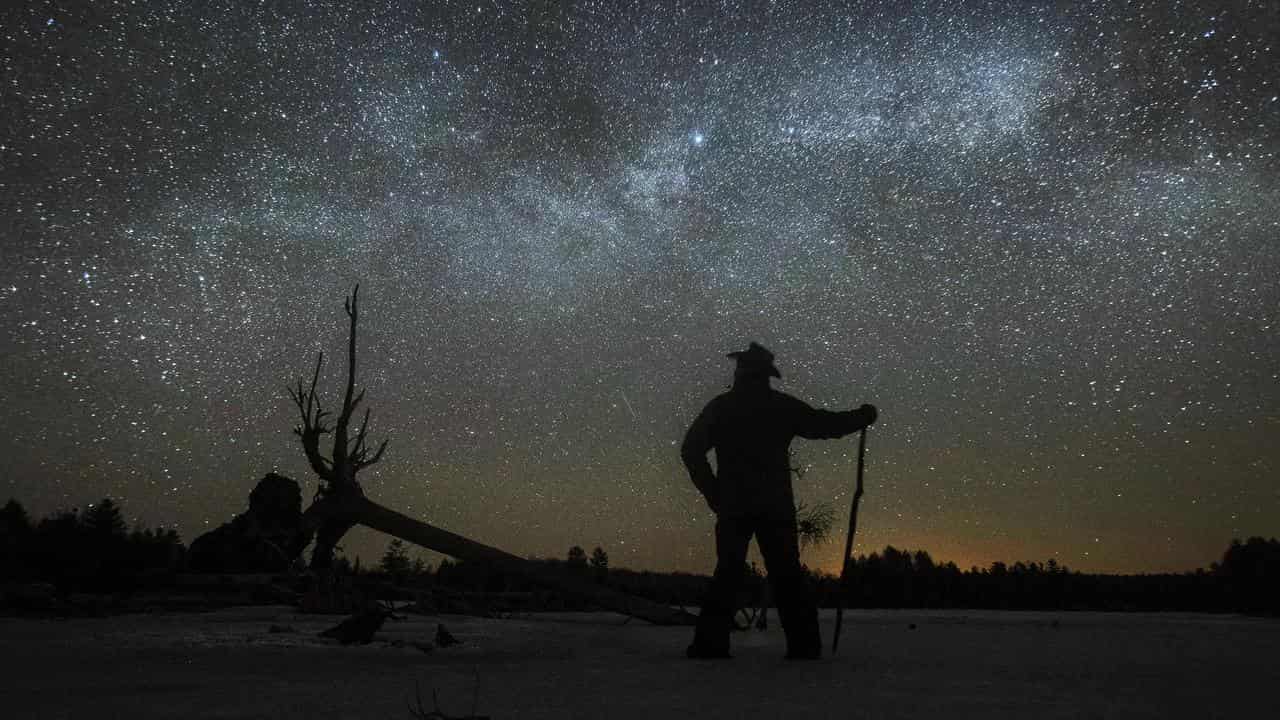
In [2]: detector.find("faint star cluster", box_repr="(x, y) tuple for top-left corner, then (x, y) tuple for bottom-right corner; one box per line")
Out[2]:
(1, 1), (1276, 574)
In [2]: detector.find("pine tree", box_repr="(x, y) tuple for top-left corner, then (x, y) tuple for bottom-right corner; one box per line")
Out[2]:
(590, 546), (609, 572)
(83, 498), (128, 579)
(1, 498), (32, 577)
(1, 498), (31, 533)
(411, 556), (429, 577)
(83, 498), (127, 539)
(589, 546), (609, 582)
(381, 538), (411, 578)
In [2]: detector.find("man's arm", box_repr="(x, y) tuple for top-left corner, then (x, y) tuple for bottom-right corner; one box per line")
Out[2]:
(791, 397), (877, 439)
(680, 401), (719, 512)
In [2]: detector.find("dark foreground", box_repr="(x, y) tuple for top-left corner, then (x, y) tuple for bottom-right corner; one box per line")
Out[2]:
(2, 608), (1275, 719)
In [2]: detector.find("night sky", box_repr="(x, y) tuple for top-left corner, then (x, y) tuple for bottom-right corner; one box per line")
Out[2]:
(2, 1), (1276, 575)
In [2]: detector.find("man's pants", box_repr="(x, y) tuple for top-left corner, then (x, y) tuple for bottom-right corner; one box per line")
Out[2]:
(691, 511), (820, 656)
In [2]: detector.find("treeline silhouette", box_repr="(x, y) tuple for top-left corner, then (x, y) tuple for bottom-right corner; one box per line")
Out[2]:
(1, 498), (183, 593)
(812, 545), (1278, 614)
(393, 543), (1278, 616)
(2, 496), (1277, 616)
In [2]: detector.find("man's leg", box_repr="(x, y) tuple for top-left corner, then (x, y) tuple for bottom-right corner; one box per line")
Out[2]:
(757, 514), (821, 658)
(689, 515), (752, 658)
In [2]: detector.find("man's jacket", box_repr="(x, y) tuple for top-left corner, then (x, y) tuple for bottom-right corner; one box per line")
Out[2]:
(681, 385), (874, 517)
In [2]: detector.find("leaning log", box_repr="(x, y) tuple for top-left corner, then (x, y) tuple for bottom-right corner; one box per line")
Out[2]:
(307, 495), (696, 626)
(289, 286), (694, 626)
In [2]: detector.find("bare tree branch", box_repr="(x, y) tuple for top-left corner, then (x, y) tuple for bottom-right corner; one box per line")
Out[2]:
(330, 284), (362, 481)
(349, 406), (370, 452)
(288, 351), (334, 482)
(287, 284), (387, 497)
(407, 680), (490, 720)
(348, 405), (389, 470)
(287, 284), (397, 570)
(356, 437), (389, 471)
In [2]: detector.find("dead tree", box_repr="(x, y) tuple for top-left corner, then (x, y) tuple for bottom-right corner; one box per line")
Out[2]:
(288, 284), (388, 570)
(288, 285), (694, 625)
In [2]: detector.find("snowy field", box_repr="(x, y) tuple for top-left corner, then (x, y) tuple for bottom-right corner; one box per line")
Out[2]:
(3, 607), (1276, 719)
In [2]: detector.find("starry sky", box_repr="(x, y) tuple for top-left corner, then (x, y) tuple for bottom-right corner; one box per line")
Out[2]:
(2, 0), (1277, 575)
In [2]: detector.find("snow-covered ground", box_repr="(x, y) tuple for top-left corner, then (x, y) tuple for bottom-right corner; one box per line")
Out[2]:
(2, 607), (1275, 718)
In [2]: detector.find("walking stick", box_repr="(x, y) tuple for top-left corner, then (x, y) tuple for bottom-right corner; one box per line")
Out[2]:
(832, 427), (867, 655)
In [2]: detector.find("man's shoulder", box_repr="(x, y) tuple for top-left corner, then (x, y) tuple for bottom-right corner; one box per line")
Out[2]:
(705, 391), (734, 409)
(690, 391), (728, 415)
(767, 388), (808, 407)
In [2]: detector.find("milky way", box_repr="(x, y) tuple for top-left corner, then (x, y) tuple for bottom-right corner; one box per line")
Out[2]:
(2, 1), (1277, 573)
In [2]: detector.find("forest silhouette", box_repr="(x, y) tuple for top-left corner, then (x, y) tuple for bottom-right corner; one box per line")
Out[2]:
(2, 494), (1276, 617)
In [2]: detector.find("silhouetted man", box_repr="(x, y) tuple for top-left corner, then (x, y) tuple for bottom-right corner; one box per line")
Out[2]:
(682, 342), (877, 659)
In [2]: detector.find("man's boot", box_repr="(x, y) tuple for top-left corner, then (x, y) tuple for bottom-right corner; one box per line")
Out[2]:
(782, 607), (821, 659)
(687, 610), (732, 659)
(784, 639), (821, 660)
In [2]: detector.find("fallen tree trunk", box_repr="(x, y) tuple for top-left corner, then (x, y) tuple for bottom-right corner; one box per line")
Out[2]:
(288, 287), (695, 627)
(306, 495), (696, 626)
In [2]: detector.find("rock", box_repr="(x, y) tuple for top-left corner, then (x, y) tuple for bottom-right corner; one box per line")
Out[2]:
(435, 623), (460, 647)
(187, 473), (312, 573)
(318, 607), (394, 645)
